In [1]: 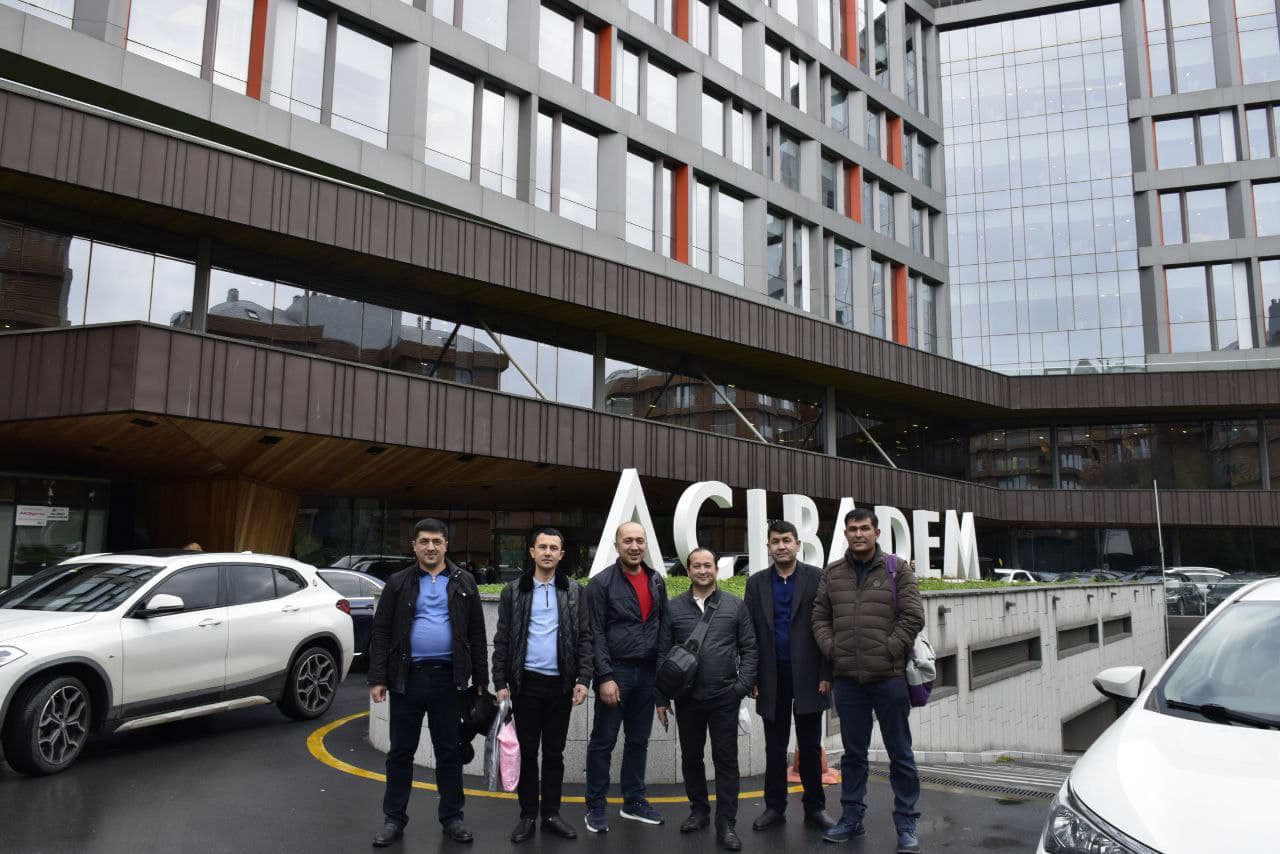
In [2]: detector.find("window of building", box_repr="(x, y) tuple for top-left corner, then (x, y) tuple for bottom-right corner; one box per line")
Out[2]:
(862, 0), (890, 86)
(772, 0), (798, 25)
(1164, 263), (1253, 352)
(788, 52), (808, 110)
(816, 0), (840, 50)
(764, 212), (812, 311)
(535, 111), (598, 228)
(423, 66), (519, 196)
(878, 185), (895, 238)
(624, 154), (677, 258)
(539, 5), (599, 94)
(870, 258), (887, 337)
(866, 108), (883, 158)
(126, 0), (208, 78)
(617, 44), (680, 133)
(1236, 0), (1280, 84)
(270, 8), (392, 147)
(434, 0), (507, 49)
(1145, 0), (1216, 95)
(1245, 105), (1280, 158)
(911, 204), (931, 255)
(702, 92), (753, 169)
(910, 132), (933, 185)
(691, 180), (746, 285)
(1261, 258), (1280, 346)
(1, 0), (73, 27)
(904, 13), (922, 111)
(822, 156), (839, 211)
(1159, 188), (1230, 244)
(832, 240), (855, 329)
(692, 1), (743, 72)
(912, 275), (940, 353)
(766, 211), (786, 302)
(830, 82), (850, 136)
(778, 129), (801, 192)
(765, 42), (784, 99)
(1255, 182), (1280, 235)
(1154, 112), (1237, 167)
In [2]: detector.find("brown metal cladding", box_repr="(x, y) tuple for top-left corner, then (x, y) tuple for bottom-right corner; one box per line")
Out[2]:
(3, 324), (1276, 527)
(6, 91), (1277, 414)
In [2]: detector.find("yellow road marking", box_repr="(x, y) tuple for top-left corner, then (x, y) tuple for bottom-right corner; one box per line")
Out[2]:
(307, 711), (1031, 804)
(307, 711), (803, 803)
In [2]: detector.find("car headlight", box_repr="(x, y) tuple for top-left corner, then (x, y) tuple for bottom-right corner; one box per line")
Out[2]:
(0, 646), (26, 667)
(1042, 786), (1155, 854)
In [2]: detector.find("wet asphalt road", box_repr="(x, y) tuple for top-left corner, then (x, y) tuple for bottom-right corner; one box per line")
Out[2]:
(0, 675), (1048, 853)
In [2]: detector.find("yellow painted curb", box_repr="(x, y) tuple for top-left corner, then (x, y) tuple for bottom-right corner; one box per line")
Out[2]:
(307, 711), (806, 803)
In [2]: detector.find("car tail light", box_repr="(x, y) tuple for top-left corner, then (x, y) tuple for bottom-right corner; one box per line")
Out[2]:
(336, 599), (351, 615)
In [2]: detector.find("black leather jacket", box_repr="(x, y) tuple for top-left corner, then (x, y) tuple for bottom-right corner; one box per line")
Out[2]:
(659, 589), (758, 704)
(585, 560), (670, 683)
(491, 571), (593, 696)
(367, 560), (488, 694)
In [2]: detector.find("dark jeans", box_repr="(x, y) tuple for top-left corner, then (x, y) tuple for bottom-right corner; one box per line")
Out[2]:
(383, 662), (464, 829)
(675, 695), (741, 826)
(763, 663), (825, 814)
(832, 676), (920, 833)
(585, 660), (656, 810)
(512, 670), (573, 820)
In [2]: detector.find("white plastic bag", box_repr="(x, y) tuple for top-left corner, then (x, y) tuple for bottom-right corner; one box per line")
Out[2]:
(738, 703), (752, 736)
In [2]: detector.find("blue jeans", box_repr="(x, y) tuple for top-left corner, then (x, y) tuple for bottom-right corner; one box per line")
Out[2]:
(585, 660), (656, 810)
(832, 676), (920, 833)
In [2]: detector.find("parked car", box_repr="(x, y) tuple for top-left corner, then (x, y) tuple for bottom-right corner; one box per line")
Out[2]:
(1163, 572), (1205, 616)
(0, 550), (353, 776)
(1204, 573), (1270, 613)
(995, 569), (1037, 583)
(1037, 576), (1280, 854)
(1168, 566), (1228, 598)
(328, 554), (408, 581)
(318, 569), (384, 659)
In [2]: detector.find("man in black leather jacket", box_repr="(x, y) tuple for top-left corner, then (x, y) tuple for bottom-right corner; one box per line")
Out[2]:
(491, 527), (592, 843)
(367, 519), (488, 848)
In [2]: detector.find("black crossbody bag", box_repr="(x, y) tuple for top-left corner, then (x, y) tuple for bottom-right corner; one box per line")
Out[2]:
(656, 598), (718, 700)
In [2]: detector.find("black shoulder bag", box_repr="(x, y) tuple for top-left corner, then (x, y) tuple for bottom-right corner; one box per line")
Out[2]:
(656, 599), (718, 700)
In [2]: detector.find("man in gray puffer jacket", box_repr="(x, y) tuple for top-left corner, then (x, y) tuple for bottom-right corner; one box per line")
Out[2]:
(658, 547), (757, 851)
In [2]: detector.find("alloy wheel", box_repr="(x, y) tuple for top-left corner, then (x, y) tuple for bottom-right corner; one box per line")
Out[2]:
(295, 652), (337, 714)
(36, 685), (89, 767)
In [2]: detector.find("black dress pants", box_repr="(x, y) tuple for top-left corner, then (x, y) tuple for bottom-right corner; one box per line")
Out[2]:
(762, 662), (825, 814)
(675, 694), (741, 826)
(512, 670), (573, 819)
(384, 662), (463, 828)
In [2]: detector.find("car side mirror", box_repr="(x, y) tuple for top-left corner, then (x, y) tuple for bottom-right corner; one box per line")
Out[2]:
(1093, 665), (1145, 705)
(139, 593), (185, 617)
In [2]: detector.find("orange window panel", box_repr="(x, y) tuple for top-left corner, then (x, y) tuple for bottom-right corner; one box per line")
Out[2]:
(892, 264), (909, 344)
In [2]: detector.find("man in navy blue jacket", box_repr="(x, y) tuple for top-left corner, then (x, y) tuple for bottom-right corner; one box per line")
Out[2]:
(582, 521), (670, 834)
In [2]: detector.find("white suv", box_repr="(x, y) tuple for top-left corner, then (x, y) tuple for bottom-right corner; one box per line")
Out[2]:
(0, 550), (353, 776)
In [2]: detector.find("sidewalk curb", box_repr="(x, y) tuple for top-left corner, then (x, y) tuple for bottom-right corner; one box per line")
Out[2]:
(833, 748), (1076, 766)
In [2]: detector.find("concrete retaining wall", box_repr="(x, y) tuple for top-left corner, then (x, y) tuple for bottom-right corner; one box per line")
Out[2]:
(368, 582), (1167, 781)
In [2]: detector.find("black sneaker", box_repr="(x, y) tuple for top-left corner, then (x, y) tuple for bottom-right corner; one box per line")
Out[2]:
(619, 800), (664, 825)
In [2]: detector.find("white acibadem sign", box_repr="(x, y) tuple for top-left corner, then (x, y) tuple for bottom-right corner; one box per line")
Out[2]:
(589, 468), (980, 580)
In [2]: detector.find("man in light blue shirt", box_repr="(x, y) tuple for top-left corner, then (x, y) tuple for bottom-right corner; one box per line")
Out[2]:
(492, 528), (593, 843)
(411, 562), (453, 662)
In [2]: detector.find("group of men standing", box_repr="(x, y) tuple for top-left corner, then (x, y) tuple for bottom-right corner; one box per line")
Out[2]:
(367, 508), (925, 854)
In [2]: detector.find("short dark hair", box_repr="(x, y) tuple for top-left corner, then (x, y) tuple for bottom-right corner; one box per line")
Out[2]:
(844, 507), (878, 529)
(767, 520), (799, 539)
(530, 526), (565, 548)
(412, 518), (449, 540)
(686, 546), (718, 567)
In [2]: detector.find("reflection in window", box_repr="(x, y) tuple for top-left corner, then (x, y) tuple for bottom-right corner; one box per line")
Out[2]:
(779, 131), (800, 192)
(479, 88), (520, 196)
(1245, 105), (1279, 159)
(126, 0), (206, 77)
(1154, 112), (1236, 167)
(539, 5), (577, 83)
(766, 212), (786, 302)
(1236, 0), (1280, 84)
(1160, 188), (1229, 243)
(1, 0), (73, 27)
(870, 259), (887, 338)
(1255, 182), (1280, 236)
(1263, 260), (1280, 347)
(558, 122), (598, 228)
(426, 65), (475, 180)
(1146, 0), (1216, 94)
(694, 181), (712, 272)
(213, 0), (255, 92)
(718, 194), (745, 286)
(765, 43), (784, 99)
(0, 221), (195, 331)
(626, 153), (656, 250)
(942, 4), (1141, 374)
(832, 241), (854, 329)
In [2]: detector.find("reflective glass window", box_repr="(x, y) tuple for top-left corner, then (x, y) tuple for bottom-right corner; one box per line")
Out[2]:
(331, 25), (392, 147)
(1236, 0), (1280, 84)
(779, 132), (800, 192)
(703, 93), (723, 155)
(718, 194), (744, 286)
(765, 44), (784, 99)
(648, 63), (678, 133)
(558, 123), (598, 228)
(766, 212), (786, 301)
(479, 88), (519, 197)
(0, 0), (73, 26)
(1255, 182), (1280, 236)
(1155, 117), (1196, 168)
(619, 48), (641, 114)
(625, 153), (655, 250)
(425, 65), (475, 180)
(270, 4), (325, 122)
(213, 0), (254, 92)
(822, 157), (839, 210)
(694, 182), (712, 272)
(693, 0), (711, 52)
(717, 13), (743, 74)
(539, 6), (575, 83)
(730, 106), (751, 170)
(535, 113), (553, 211)
(1185, 189), (1228, 242)
(126, 0), (206, 77)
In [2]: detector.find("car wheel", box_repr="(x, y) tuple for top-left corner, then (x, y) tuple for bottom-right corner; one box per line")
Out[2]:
(279, 646), (339, 720)
(1, 675), (92, 776)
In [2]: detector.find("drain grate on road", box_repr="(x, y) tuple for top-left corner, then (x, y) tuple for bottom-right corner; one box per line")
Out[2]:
(870, 762), (1068, 801)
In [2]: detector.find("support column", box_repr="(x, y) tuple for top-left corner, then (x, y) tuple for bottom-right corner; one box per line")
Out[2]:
(824, 386), (838, 456)
(72, 0), (130, 48)
(676, 66), (702, 145)
(516, 93), (540, 204)
(886, 0), (907, 100)
(596, 132), (628, 239)
(388, 42), (431, 161)
(506, 0), (540, 63)
(593, 332), (608, 412)
(743, 196), (768, 297)
(192, 238), (213, 333)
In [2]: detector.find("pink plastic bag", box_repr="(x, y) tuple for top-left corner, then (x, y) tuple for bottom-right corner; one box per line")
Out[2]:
(497, 717), (520, 792)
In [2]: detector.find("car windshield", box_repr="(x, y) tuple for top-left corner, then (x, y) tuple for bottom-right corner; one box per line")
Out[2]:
(0, 563), (163, 612)
(1158, 600), (1280, 726)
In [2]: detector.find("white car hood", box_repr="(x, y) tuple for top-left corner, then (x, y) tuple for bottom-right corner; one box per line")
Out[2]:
(0, 609), (96, 642)
(1072, 706), (1280, 853)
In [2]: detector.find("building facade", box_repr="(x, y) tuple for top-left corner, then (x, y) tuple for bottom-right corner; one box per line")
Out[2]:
(0, 0), (1277, 587)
